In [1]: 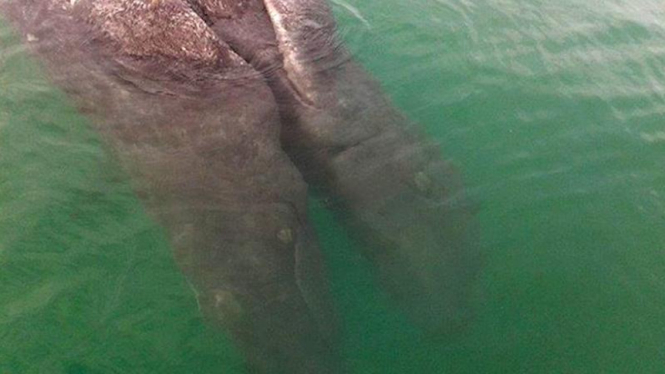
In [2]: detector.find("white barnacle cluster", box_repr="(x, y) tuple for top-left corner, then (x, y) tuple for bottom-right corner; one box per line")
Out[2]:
(87, 0), (147, 47)
(213, 289), (243, 321)
(47, 0), (79, 11)
(196, 0), (241, 18)
(168, 7), (221, 61)
(277, 227), (294, 244)
(86, 0), (221, 62)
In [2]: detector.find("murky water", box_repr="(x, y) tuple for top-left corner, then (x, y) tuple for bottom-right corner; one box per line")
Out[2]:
(1, 0), (664, 373)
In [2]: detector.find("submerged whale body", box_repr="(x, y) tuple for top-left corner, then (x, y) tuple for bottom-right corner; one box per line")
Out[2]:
(1, 0), (482, 372)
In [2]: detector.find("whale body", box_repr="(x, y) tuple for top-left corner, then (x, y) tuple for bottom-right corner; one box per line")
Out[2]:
(0, 1), (481, 373)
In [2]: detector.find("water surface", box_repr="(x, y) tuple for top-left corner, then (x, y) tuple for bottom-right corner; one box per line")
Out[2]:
(1, 0), (664, 373)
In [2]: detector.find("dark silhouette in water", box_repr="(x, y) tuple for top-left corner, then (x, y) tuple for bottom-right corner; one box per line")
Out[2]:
(0, 0), (481, 372)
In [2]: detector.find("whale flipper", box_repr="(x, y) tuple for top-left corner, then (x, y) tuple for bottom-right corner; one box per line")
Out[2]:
(215, 0), (484, 334)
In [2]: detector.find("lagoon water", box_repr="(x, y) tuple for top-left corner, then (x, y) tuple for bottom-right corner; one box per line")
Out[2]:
(1, 0), (664, 373)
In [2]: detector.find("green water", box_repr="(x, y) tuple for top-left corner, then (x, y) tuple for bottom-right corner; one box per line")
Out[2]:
(1, 0), (664, 373)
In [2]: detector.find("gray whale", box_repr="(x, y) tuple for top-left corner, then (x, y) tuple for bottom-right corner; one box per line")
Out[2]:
(1, 1), (482, 373)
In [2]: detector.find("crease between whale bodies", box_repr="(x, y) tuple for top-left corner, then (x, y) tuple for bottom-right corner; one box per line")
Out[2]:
(0, 0), (482, 372)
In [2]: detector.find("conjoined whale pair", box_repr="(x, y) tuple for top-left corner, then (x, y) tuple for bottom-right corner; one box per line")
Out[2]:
(1, 0), (481, 372)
